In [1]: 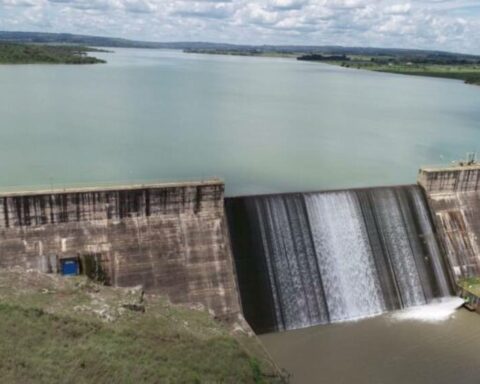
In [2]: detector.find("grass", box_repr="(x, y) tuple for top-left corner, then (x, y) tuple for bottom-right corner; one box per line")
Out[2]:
(338, 61), (480, 85)
(0, 43), (106, 64)
(458, 277), (480, 297)
(0, 269), (285, 383)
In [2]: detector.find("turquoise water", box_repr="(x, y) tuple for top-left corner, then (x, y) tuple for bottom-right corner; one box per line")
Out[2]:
(0, 48), (479, 196)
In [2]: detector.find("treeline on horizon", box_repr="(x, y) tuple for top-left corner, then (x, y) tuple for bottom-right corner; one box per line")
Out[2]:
(298, 53), (480, 66)
(298, 54), (351, 62)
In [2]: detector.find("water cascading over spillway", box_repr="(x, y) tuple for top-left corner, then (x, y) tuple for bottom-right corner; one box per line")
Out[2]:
(305, 192), (385, 322)
(225, 185), (453, 334)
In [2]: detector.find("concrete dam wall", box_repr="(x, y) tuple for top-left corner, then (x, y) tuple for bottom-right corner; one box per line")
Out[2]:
(226, 185), (452, 334)
(419, 165), (480, 279)
(0, 180), (241, 318)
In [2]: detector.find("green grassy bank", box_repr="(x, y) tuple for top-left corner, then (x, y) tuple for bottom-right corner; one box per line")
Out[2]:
(0, 269), (285, 383)
(338, 61), (480, 85)
(0, 43), (106, 64)
(458, 277), (480, 297)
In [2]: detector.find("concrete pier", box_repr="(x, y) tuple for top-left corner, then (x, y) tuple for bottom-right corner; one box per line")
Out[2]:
(418, 165), (480, 279)
(418, 165), (480, 193)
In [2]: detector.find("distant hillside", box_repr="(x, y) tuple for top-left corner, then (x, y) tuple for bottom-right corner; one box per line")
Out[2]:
(1, 31), (479, 60)
(0, 31), (240, 50)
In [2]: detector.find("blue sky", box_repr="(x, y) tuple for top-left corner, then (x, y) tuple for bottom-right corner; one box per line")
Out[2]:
(1, 0), (479, 54)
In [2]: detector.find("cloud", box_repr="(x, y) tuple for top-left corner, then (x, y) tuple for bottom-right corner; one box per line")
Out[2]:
(170, 1), (234, 19)
(0, 0), (478, 54)
(269, 0), (308, 11)
(325, 0), (369, 10)
(384, 3), (411, 14)
(47, 0), (120, 11)
(0, 0), (41, 6)
(123, 0), (155, 13)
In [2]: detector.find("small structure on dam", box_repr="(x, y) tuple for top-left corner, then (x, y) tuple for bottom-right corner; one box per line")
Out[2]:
(418, 164), (480, 279)
(0, 180), (241, 318)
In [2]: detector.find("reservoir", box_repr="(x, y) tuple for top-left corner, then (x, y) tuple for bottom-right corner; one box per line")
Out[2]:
(261, 307), (480, 384)
(0, 48), (479, 196)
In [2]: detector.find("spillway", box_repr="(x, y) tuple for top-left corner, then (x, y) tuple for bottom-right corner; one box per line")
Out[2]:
(226, 185), (453, 333)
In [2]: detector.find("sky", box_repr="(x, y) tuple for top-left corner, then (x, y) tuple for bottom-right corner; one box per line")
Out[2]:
(0, 0), (479, 54)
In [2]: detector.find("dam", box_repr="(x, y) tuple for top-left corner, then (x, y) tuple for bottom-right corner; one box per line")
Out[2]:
(0, 164), (479, 335)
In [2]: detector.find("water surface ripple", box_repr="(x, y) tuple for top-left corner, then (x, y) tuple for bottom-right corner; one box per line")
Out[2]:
(1, 49), (479, 195)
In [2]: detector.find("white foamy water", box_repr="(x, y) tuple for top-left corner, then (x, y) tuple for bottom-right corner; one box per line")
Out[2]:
(305, 192), (385, 322)
(391, 297), (465, 323)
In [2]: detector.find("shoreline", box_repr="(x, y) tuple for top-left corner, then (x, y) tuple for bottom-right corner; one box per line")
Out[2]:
(184, 49), (480, 86)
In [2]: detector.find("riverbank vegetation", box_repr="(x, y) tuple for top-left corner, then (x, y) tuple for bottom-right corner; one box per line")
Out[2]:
(185, 47), (480, 86)
(332, 57), (480, 86)
(299, 53), (480, 85)
(459, 277), (480, 296)
(0, 268), (285, 383)
(0, 43), (106, 64)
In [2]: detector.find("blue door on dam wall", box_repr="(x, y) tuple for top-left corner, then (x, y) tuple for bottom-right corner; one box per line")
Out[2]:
(61, 258), (79, 276)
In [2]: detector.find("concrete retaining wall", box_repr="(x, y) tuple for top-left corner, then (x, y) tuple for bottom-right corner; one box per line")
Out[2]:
(0, 180), (241, 317)
(418, 166), (480, 279)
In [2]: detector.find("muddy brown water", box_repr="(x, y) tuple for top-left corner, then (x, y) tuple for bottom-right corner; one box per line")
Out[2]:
(260, 309), (480, 384)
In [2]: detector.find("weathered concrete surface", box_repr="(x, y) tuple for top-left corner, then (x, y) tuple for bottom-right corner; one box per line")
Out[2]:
(418, 165), (480, 194)
(0, 180), (241, 317)
(418, 166), (480, 279)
